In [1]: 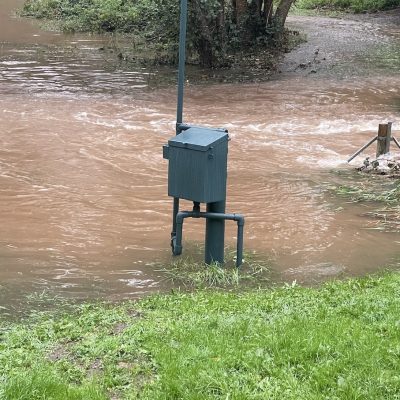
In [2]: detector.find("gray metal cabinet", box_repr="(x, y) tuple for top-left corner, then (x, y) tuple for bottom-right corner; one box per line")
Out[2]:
(164, 127), (229, 203)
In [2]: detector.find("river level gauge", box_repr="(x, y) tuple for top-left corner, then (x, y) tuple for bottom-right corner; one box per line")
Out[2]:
(163, 0), (245, 267)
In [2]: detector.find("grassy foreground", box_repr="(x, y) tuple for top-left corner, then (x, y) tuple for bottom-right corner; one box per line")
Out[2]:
(1, 273), (400, 399)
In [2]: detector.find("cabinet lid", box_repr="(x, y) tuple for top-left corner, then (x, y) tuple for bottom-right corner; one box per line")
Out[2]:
(168, 127), (228, 152)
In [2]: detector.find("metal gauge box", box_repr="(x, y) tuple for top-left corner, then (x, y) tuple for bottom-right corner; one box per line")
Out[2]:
(163, 127), (229, 203)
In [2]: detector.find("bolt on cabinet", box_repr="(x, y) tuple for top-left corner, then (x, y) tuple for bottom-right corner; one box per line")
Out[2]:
(163, 127), (229, 204)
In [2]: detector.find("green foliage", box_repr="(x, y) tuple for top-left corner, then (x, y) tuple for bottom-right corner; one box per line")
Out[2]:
(22, 0), (152, 32)
(333, 181), (400, 203)
(157, 254), (270, 288)
(3, 365), (106, 400)
(296, 0), (400, 13)
(1, 272), (400, 398)
(21, 0), (286, 67)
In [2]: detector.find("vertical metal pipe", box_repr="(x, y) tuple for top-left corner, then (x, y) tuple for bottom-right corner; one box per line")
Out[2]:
(172, 0), (188, 239)
(236, 220), (244, 267)
(205, 200), (226, 264)
(174, 215), (184, 255)
(172, 197), (180, 239)
(176, 0), (188, 129)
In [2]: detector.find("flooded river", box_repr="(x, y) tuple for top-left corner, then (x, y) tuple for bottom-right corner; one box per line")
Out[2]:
(1, 1), (399, 313)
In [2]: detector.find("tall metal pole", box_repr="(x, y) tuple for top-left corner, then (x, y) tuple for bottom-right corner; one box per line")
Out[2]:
(176, 0), (188, 131)
(172, 0), (188, 240)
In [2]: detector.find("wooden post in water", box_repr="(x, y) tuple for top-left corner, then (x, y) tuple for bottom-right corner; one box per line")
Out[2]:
(376, 123), (392, 157)
(348, 122), (397, 163)
(385, 122), (392, 154)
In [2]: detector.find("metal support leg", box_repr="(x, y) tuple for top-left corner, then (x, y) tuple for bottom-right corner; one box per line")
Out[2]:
(237, 219), (244, 267)
(205, 201), (226, 264)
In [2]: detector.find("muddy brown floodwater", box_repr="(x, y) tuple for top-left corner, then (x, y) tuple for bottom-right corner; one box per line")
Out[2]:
(0, 1), (399, 315)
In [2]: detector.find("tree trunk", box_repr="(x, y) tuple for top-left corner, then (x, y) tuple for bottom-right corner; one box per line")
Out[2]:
(273, 0), (295, 30)
(263, 0), (273, 25)
(255, 0), (262, 16)
(198, 38), (213, 67)
(231, 0), (237, 23)
(218, 0), (226, 53)
(193, 0), (215, 67)
(235, 0), (248, 24)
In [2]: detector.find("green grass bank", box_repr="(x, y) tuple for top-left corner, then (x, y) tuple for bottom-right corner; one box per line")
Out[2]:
(1, 272), (400, 399)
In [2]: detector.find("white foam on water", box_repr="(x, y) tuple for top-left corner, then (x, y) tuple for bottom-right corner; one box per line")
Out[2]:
(296, 155), (348, 168)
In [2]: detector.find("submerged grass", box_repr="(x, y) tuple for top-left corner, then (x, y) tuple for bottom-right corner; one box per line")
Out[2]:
(327, 170), (400, 231)
(364, 206), (400, 232)
(334, 182), (400, 204)
(1, 272), (400, 399)
(157, 250), (271, 289)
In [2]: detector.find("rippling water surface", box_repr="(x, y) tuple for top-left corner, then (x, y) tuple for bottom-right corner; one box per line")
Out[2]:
(1, 1), (399, 313)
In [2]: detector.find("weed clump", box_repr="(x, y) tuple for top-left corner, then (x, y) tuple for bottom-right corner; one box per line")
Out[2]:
(327, 168), (400, 232)
(158, 252), (270, 289)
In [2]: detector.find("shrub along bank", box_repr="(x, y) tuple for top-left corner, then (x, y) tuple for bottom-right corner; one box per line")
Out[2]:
(296, 0), (400, 13)
(1, 272), (400, 399)
(21, 0), (300, 69)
